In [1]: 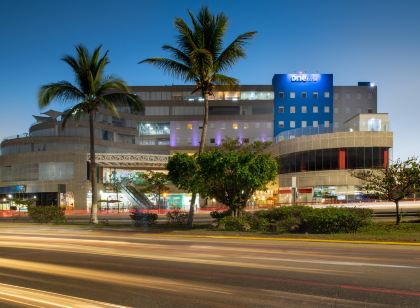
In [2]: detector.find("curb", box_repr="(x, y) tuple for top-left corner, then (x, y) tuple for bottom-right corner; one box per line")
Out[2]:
(137, 233), (420, 247)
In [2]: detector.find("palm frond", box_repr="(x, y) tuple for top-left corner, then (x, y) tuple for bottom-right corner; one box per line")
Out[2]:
(140, 57), (192, 81)
(174, 17), (198, 54)
(38, 81), (85, 107)
(215, 31), (257, 72)
(102, 92), (143, 113)
(162, 45), (191, 67)
(98, 97), (119, 117)
(212, 73), (238, 87)
(190, 48), (213, 78)
(61, 102), (86, 128)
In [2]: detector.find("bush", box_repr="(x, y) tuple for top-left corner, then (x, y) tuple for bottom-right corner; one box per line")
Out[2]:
(129, 211), (158, 226)
(27, 205), (66, 224)
(256, 206), (372, 233)
(210, 209), (232, 221)
(166, 209), (189, 225)
(255, 206), (313, 222)
(218, 214), (269, 232)
(301, 207), (372, 233)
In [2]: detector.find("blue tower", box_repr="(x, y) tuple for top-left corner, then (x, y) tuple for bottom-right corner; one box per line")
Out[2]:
(272, 73), (334, 138)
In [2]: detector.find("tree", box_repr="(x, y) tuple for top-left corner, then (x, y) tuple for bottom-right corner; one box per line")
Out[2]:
(352, 158), (420, 225)
(140, 7), (256, 225)
(166, 153), (204, 226)
(139, 171), (170, 208)
(197, 141), (278, 216)
(38, 45), (143, 224)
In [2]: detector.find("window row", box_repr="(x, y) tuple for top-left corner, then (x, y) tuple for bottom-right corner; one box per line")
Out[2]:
(279, 91), (330, 99)
(278, 106), (330, 114)
(278, 121), (330, 129)
(279, 147), (387, 174)
(175, 122), (273, 130)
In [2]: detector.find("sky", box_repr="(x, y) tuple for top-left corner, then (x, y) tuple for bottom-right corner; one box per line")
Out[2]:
(0, 0), (419, 160)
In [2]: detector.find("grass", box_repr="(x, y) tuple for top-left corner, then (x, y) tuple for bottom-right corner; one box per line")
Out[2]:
(87, 220), (420, 242)
(2, 218), (420, 243)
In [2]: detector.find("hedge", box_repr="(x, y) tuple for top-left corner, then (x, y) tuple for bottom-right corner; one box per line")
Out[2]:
(27, 205), (66, 224)
(219, 206), (372, 233)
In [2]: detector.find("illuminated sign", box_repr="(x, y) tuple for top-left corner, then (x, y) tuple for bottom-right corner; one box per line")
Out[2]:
(290, 74), (320, 82)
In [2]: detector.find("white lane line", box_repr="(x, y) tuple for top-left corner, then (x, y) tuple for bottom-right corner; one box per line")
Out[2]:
(238, 255), (420, 269)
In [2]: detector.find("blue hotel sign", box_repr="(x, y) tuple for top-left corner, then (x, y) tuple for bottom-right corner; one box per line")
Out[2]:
(289, 74), (320, 82)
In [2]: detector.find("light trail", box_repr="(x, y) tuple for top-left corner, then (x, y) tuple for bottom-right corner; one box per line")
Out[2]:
(0, 282), (129, 308)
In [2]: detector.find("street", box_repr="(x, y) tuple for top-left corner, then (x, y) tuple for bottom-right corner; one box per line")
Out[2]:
(0, 224), (419, 307)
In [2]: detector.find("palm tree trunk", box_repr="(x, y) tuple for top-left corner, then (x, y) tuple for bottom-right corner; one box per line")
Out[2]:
(89, 112), (98, 224)
(187, 91), (209, 228)
(187, 191), (197, 228)
(198, 91), (209, 154)
(395, 200), (401, 225)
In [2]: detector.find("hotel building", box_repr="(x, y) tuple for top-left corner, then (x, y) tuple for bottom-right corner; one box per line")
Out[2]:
(0, 73), (392, 210)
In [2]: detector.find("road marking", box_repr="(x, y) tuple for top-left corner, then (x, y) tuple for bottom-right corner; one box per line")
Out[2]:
(237, 255), (419, 269)
(133, 233), (420, 247)
(340, 284), (420, 297)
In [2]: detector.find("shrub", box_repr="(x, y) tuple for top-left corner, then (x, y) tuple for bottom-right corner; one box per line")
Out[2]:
(129, 211), (158, 226)
(301, 207), (372, 233)
(27, 205), (66, 224)
(166, 209), (189, 225)
(255, 206), (313, 222)
(256, 206), (372, 233)
(210, 209), (232, 221)
(218, 214), (269, 232)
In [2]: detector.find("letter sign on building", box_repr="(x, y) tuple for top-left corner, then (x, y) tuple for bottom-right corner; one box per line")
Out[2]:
(290, 74), (320, 82)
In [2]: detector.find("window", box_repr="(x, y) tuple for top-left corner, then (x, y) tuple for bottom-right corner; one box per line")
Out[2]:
(187, 123), (193, 130)
(324, 91), (330, 98)
(279, 92), (284, 99)
(313, 106), (318, 113)
(232, 122), (238, 130)
(290, 106), (296, 113)
(368, 108), (373, 114)
(324, 106), (330, 113)
(290, 121), (295, 128)
(266, 122), (272, 129)
(210, 138), (215, 144)
(368, 119), (381, 131)
(313, 121), (318, 127)
(345, 107), (350, 114)
(290, 92), (296, 99)
(255, 122), (260, 128)
(220, 122), (226, 129)
(301, 106), (307, 113)
(301, 121), (307, 128)
(278, 106), (285, 113)
(324, 121), (330, 128)
(334, 107), (338, 114)
(278, 121), (284, 128)
(301, 92), (307, 99)
(312, 92), (318, 99)
(243, 122), (249, 129)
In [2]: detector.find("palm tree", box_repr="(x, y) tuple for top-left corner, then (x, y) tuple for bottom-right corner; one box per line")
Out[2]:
(140, 6), (256, 226)
(39, 44), (142, 224)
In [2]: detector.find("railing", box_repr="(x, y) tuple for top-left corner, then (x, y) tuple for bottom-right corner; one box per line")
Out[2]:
(274, 125), (389, 143)
(2, 133), (29, 142)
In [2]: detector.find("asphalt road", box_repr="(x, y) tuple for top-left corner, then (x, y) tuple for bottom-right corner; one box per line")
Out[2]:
(0, 224), (419, 307)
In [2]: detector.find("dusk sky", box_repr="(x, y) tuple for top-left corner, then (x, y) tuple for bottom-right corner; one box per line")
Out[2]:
(1, 0), (419, 159)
